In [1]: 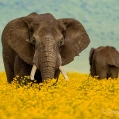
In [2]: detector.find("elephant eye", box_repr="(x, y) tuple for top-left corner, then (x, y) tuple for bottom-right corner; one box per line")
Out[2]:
(31, 37), (36, 44)
(59, 38), (64, 47)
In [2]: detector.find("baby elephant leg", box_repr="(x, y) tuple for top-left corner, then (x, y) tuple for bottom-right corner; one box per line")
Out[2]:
(98, 69), (107, 79)
(96, 65), (107, 79)
(109, 66), (118, 79)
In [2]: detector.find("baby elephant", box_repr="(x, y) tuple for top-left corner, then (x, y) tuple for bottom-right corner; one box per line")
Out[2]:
(89, 46), (119, 79)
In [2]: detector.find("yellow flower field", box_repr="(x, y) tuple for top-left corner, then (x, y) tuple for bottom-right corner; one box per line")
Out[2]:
(0, 72), (119, 119)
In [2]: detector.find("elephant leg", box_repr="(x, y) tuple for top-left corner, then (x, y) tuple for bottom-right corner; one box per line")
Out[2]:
(96, 64), (107, 79)
(90, 62), (96, 77)
(3, 54), (14, 83)
(14, 55), (32, 82)
(97, 69), (107, 79)
(14, 55), (42, 83)
(34, 69), (42, 83)
(54, 69), (60, 82)
(109, 66), (118, 79)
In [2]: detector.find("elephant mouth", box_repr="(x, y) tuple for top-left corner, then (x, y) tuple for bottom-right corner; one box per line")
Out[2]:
(30, 64), (68, 82)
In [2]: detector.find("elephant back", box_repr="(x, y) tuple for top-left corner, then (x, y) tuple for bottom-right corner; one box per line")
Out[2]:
(94, 46), (119, 67)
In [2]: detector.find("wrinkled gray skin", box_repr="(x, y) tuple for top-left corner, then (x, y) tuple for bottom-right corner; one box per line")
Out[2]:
(1, 12), (90, 83)
(89, 46), (119, 79)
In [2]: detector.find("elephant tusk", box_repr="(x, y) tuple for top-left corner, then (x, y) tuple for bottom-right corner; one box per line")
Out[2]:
(59, 66), (68, 81)
(30, 65), (37, 80)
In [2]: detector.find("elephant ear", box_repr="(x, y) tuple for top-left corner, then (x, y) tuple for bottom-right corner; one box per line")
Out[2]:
(89, 48), (95, 66)
(6, 13), (38, 64)
(107, 47), (119, 67)
(58, 18), (90, 65)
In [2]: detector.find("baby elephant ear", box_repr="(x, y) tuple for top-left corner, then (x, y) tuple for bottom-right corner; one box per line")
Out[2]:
(58, 18), (90, 65)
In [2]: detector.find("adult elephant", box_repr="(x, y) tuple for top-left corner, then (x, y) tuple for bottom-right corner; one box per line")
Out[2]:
(2, 12), (90, 83)
(89, 46), (119, 79)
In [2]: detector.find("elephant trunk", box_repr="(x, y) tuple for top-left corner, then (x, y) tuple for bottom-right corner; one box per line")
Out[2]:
(41, 66), (55, 81)
(32, 39), (57, 81)
(40, 52), (56, 81)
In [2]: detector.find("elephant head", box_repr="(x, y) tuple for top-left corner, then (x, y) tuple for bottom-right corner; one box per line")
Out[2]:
(6, 12), (90, 82)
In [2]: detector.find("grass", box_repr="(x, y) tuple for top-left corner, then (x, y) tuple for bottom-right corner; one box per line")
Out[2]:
(0, 72), (119, 119)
